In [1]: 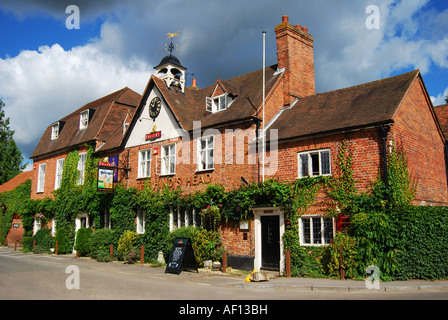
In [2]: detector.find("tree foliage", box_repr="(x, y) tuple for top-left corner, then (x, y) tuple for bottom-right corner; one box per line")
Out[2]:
(0, 99), (25, 184)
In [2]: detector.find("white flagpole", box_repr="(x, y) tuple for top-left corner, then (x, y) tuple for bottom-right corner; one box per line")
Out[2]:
(262, 30), (266, 182)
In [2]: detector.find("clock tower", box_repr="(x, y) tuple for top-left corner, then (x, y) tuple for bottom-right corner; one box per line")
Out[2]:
(154, 32), (187, 92)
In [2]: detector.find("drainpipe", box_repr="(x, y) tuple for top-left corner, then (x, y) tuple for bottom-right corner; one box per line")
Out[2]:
(378, 124), (389, 189)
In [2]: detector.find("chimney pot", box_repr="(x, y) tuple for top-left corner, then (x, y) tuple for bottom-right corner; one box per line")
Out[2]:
(282, 15), (289, 23)
(302, 26), (308, 33)
(192, 78), (197, 87)
(296, 25), (301, 30)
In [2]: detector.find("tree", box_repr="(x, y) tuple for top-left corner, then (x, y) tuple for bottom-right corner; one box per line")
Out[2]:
(445, 96), (448, 104)
(0, 99), (25, 184)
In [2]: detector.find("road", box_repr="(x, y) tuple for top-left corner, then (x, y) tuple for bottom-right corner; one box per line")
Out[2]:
(1, 247), (447, 303)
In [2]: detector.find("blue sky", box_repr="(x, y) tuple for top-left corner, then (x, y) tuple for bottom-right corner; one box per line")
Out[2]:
(0, 0), (447, 168)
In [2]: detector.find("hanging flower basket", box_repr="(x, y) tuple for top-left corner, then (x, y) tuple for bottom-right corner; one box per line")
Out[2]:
(33, 213), (45, 220)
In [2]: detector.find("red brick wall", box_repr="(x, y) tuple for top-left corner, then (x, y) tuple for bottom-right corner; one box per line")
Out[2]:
(6, 217), (25, 247)
(271, 129), (382, 190)
(220, 220), (255, 256)
(124, 121), (259, 194)
(267, 129), (383, 214)
(391, 77), (448, 205)
(31, 150), (72, 200)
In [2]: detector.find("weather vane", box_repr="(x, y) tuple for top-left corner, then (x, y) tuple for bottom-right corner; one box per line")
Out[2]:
(165, 31), (180, 55)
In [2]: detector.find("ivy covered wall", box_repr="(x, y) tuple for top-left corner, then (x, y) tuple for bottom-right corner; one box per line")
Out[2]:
(1, 141), (447, 280)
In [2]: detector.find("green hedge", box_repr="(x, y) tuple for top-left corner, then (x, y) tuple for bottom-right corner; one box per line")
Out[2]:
(90, 228), (115, 262)
(30, 228), (54, 254)
(393, 205), (448, 280)
(74, 228), (93, 257)
(55, 227), (73, 254)
(346, 204), (448, 281)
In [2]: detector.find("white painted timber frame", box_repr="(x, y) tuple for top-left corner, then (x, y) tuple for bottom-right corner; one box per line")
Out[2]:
(252, 207), (285, 274)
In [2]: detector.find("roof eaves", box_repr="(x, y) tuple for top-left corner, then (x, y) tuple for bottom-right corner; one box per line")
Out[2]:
(271, 120), (395, 145)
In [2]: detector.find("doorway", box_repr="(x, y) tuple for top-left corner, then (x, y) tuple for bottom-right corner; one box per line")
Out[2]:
(261, 215), (280, 269)
(253, 207), (285, 273)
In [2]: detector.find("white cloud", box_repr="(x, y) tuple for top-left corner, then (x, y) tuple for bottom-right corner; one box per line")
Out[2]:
(0, 41), (151, 159)
(431, 87), (448, 106)
(315, 0), (448, 91)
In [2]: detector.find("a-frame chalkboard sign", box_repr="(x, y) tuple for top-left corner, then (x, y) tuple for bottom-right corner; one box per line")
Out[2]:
(165, 238), (198, 275)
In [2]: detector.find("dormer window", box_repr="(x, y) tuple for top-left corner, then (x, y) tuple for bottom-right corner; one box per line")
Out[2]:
(206, 93), (234, 113)
(51, 122), (59, 140)
(80, 110), (89, 130)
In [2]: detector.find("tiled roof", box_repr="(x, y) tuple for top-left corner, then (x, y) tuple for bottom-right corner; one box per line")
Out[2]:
(267, 70), (420, 141)
(31, 87), (141, 159)
(0, 171), (32, 193)
(434, 103), (448, 138)
(140, 65), (283, 132)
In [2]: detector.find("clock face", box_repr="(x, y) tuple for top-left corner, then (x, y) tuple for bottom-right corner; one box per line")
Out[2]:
(149, 97), (161, 119)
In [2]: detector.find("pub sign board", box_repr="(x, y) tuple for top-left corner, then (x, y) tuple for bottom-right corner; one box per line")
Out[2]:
(97, 168), (114, 192)
(165, 238), (198, 275)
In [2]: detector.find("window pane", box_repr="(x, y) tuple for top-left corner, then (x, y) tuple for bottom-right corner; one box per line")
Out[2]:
(145, 161), (150, 177)
(311, 153), (319, 176)
(312, 217), (322, 244)
(299, 154), (308, 177)
(207, 136), (214, 149)
(207, 149), (214, 169)
(169, 156), (175, 173)
(219, 96), (226, 110)
(302, 218), (311, 244)
(324, 218), (334, 244)
(321, 151), (331, 175)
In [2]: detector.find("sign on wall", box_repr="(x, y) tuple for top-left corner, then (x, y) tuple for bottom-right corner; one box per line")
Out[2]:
(97, 168), (114, 192)
(145, 130), (161, 141)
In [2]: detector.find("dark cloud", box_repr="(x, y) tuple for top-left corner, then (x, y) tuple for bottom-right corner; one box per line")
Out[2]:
(0, 0), (124, 20)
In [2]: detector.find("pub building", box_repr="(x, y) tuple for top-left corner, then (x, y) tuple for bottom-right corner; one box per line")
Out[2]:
(27, 16), (448, 273)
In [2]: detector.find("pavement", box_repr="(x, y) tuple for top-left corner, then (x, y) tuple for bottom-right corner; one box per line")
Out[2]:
(2, 246), (448, 294)
(193, 269), (448, 293)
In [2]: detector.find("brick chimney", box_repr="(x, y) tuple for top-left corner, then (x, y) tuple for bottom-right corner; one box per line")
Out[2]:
(275, 15), (315, 104)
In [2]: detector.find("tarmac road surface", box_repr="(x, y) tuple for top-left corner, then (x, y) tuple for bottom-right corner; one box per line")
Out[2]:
(1, 247), (447, 303)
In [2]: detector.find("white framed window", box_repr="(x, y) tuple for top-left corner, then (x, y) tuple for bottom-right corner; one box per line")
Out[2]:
(169, 206), (202, 232)
(197, 136), (214, 171)
(51, 122), (59, 140)
(138, 149), (151, 178)
(298, 149), (331, 178)
(37, 163), (46, 193)
(161, 144), (176, 175)
(299, 216), (334, 246)
(77, 152), (87, 185)
(75, 213), (89, 234)
(54, 158), (65, 190)
(136, 210), (145, 234)
(79, 110), (89, 130)
(206, 93), (234, 113)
